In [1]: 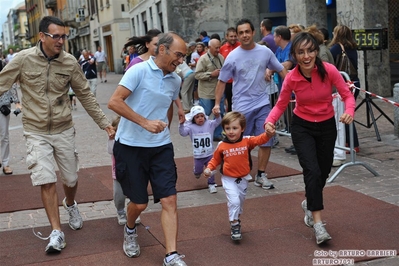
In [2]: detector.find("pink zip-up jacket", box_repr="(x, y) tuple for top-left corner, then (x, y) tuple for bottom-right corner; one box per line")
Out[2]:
(266, 62), (355, 124)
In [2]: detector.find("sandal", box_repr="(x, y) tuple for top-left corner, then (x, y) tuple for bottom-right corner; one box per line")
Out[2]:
(3, 166), (13, 175)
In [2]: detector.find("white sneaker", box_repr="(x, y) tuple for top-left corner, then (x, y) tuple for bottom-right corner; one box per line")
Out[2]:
(314, 222), (332, 244)
(117, 212), (127, 225)
(254, 173), (274, 189)
(163, 254), (187, 266)
(208, 184), (217, 194)
(135, 215), (141, 224)
(45, 230), (66, 253)
(123, 226), (140, 257)
(62, 198), (83, 230)
(332, 159), (345, 167)
(33, 229), (66, 253)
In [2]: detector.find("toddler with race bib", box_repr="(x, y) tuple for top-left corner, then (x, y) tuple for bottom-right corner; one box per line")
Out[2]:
(179, 106), (221, 193)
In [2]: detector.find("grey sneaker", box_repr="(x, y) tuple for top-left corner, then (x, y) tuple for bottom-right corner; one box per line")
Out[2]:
(163, 254), (187, 266)
(208, 184), (217, 194)
(313, 222), (332, 244)
(63, 198), (83, 230)
(117, 211), (127, 225)
(301, 200), (314, 227)
(254, 173), (274, 189)
(123, 226), (140, 257)
(231, 222), (242, 241)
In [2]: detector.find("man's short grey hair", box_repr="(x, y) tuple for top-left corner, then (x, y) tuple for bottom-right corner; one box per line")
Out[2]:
(155, 32), (182, 55)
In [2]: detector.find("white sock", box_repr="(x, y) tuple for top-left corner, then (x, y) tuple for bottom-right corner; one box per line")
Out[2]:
(125, 225), (136, 234)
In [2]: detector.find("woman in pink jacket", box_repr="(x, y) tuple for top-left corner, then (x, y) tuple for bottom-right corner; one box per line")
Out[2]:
(265, 32), (355, 245)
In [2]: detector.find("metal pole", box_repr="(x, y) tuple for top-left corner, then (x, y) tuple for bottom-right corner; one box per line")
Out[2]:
(327, 72), (379, 183)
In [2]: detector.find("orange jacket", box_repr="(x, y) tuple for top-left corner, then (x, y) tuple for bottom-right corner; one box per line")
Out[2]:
(207, 133), (269, 178)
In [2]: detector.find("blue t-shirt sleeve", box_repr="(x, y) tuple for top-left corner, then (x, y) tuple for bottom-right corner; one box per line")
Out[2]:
(268, 52), (284, 72)
(171, 73), (181, 100)
(119, 63), (145, 92)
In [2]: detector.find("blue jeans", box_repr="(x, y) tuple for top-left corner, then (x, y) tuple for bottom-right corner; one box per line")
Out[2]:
(199, 97), (225, 139)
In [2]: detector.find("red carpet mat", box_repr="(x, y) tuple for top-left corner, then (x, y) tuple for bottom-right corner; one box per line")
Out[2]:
(0, 166), (113, 214)
(0, 157), (300, 213)
(0, 186), (397, 266)
(174, 156), (302, 192)
(0, 217), (164, 266)
(140, 186), (398, 266)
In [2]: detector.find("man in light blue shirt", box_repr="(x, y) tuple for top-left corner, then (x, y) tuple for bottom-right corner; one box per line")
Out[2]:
(108, 32), (187, 266)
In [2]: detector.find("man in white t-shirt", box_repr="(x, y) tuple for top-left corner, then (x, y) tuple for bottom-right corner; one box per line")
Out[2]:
(94, 46), (107, 83)
(6, 48), (15, 63)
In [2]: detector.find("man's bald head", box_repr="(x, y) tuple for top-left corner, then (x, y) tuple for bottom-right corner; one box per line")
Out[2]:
(208, 39), (221, 57)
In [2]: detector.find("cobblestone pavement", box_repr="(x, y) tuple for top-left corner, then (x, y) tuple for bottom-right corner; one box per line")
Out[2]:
(1, 73), (398, 265)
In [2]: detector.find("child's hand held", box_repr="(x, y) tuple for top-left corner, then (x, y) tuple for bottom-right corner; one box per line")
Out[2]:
(203, 168), (211, 177)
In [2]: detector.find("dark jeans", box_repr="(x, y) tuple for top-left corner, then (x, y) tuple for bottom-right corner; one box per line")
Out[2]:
(291, 114), (337, 212)
(225, 82), (233, 112)
(199, 97), (224, 139)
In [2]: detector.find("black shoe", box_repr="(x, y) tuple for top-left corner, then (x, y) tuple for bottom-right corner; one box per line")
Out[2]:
(284, 145), (295, 153)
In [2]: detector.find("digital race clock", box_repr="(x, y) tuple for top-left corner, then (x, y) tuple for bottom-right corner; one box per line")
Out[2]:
(352, 28), (388, 50)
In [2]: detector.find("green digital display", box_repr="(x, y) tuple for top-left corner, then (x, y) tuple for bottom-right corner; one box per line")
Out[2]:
(352, 28), (388, 50)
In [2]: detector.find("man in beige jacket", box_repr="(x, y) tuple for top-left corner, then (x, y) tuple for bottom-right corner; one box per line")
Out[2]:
(0, 16), (115, 254)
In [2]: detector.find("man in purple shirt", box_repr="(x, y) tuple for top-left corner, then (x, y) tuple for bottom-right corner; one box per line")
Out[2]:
(213, 18), (287, 190)
(260, 19), (278, 53)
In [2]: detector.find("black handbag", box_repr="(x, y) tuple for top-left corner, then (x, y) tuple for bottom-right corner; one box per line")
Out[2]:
(0, 105), (11, 116)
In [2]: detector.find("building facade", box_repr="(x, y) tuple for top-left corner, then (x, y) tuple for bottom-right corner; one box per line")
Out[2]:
(2, 22), (11, 51)
(2, 2), (28, 51)
(2, 0), (396, 97)
(127, 0), (167, 36)
(125, 0), (397, 97)
(25, 0), (50, 45)
(13, 6), (30, 49)
(96, 0), (131, 74)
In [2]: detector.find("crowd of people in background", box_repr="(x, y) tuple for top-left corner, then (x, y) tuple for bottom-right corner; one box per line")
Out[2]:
(0, 14), (362, 266)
